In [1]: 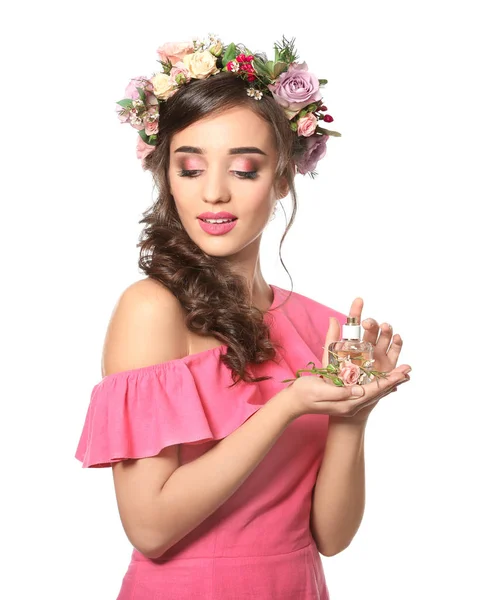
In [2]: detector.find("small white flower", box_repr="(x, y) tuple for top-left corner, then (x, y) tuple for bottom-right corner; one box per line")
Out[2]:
(245, 88), (263, 101)
(229, 60), (240, 72)
(132, 99), (144, 108)
(208, 32), (219, 44)
(130, 113), (142, 125)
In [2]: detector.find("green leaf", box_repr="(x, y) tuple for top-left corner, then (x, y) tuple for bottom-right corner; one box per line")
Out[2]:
(222, 42), (237, 65)
(273, 35), (299, 64)
(137, 87), (146, 103)
(272, 61), (288, 78)
(315, 126), (342, 137)
(318, 78), (328, 86)
(252, 57), (272, 79)
(117, 99), (134, 108)
(157, 58), (172, 74)
(137, 129), (149, 143)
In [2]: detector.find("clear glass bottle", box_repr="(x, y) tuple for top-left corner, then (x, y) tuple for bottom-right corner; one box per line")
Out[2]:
(328, 317), (375, 384)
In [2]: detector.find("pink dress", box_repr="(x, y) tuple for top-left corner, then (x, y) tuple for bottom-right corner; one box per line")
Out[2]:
(75, 284), (347, 599)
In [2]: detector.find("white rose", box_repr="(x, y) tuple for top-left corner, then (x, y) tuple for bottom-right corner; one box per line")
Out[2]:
(182, 50), (220, 79)
(151, 73), (176, 100)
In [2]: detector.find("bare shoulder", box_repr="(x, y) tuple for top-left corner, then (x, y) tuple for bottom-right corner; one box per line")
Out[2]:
(104, 277), (186, 556)
(101, 277), (189, 377)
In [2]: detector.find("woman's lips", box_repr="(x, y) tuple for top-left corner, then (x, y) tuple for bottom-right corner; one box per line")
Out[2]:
(198, 219), (238, 236)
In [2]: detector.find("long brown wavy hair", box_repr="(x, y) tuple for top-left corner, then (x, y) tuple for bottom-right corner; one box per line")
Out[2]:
(138, 71), (304, 387)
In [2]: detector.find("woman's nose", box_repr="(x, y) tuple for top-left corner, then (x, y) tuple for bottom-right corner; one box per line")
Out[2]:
(201, 168), (231, 204)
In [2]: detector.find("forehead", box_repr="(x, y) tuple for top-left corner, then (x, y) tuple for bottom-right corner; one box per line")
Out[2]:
(171, 105), (274, 152)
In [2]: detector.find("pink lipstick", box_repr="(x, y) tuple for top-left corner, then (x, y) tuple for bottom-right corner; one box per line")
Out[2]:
(198, 219), (237, 235)
(197, 211), (238, 236)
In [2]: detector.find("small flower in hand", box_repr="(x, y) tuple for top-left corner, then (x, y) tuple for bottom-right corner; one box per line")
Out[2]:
(281, 351), (390, 387)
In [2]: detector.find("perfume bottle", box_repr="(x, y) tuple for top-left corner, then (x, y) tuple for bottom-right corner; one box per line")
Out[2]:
(328, 317), (375, 384)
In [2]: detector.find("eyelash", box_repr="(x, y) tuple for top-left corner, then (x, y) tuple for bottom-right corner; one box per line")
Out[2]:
(177, 169), (258, 180)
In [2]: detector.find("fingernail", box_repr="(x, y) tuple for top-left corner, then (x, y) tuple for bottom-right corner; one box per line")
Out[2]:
(403, 367), (412, 374)
(351, 386), (365, 397)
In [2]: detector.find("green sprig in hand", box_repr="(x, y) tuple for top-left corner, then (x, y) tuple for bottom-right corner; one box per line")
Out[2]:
(281, 350), (390, 386)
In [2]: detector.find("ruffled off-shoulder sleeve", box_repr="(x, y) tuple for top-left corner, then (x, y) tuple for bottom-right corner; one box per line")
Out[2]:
(74, 347), (267, 468)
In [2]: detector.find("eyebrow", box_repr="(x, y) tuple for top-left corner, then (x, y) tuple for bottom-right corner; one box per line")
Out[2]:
(173, 145), (267, 156)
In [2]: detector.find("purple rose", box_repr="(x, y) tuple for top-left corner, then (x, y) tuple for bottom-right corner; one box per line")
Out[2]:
(267, 62), (322, 116)
(295, 134), (329, 175)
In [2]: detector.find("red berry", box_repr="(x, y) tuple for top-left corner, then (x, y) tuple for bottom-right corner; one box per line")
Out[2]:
(236, 53), (245, 63)
(226, 61), (234, 71)
(323, 114), (334, 122)
(320, 105), (327, 111)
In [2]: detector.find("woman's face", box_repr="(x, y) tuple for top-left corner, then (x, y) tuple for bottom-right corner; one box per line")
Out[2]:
(168, 105), (287, 258)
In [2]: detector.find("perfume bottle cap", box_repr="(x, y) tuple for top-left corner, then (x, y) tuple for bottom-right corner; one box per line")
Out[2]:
(342, 316), (361, 340)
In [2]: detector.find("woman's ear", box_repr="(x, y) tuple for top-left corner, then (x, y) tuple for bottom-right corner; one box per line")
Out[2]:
(275, 175), (290, 200)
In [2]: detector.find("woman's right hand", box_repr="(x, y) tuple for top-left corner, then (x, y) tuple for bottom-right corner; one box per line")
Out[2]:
(283, 365), (411, 420)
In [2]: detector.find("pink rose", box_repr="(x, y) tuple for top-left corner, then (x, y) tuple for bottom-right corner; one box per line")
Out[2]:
(145, 93), (159, 106)
(145, 121), (159, 136)
(136, 135), (156, 172)
(145, 114), (159, 136)
(297, 113), (318, 137)
(338, 361), (361, 386)
(157, 41), (195, 66)
(136, 135), (156, 163)
(267, 62), (322, 113)
(169, 61), (191, 85)
(295, 134), (329, 175)
(124, 75), (150, 100)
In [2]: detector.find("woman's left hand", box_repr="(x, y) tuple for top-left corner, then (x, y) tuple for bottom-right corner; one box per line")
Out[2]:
(322, 297), (410, 425)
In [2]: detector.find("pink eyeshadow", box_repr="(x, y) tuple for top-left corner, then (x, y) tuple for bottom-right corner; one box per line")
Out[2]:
(235, 159), (255, 170)
(180, 159), (258, 170)
(182, 159), (203, 170)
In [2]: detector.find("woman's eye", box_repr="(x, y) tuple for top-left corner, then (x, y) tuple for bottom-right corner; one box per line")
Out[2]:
(177, 169), (201, 177)
(177, 169), (258, 180)
(235, 170), (258, 179)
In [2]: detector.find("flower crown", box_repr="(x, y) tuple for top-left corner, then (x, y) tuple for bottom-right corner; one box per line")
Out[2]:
(116, 34), (341, 177)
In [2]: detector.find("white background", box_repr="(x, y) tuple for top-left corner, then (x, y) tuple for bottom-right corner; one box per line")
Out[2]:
(1, 1), (475, 598)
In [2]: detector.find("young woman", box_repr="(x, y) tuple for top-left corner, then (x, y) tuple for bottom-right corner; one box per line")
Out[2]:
(75, 35), (412, 599)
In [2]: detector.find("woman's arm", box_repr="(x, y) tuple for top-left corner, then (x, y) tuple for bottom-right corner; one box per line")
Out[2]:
(148, 387), (295, 558)
(105, 279), (297, 559)
(310, 417), (367, 557)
